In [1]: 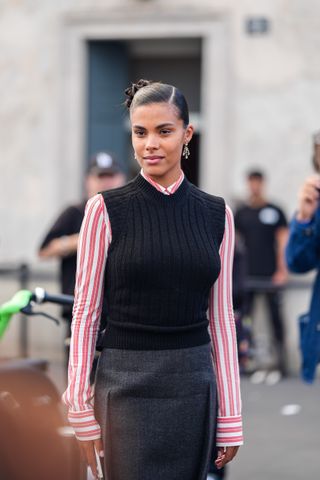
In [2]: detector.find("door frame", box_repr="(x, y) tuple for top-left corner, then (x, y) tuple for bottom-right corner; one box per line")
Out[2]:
(59, 10), (233, 199)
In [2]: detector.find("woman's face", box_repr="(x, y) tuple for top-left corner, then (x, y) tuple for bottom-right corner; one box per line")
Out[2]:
(131, 102), (193, 186)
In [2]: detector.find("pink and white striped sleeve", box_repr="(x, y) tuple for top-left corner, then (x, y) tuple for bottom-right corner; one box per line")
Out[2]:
(209, 205), (243, 446)
(62, 194), (111, 441)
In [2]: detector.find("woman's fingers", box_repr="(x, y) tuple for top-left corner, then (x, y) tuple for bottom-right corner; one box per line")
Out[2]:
(79, 440), (99, 479)
(225, 445), (239, 462)
(214, 446), (240, 469)
(300, 185), (318, 202)
(94, 437), (104, 458)
(214, 447), (226, 469)
(94, 438), (104, 478)
(297, 177), (320, 220)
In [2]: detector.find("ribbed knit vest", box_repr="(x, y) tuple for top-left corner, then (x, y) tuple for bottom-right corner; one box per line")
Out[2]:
(100, 174), (225, 350)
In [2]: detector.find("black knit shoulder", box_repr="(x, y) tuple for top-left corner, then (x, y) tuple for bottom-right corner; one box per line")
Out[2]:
(100, 177), (137, 203)
(189, 183), (226, 249)
(100, 179), (138, 248)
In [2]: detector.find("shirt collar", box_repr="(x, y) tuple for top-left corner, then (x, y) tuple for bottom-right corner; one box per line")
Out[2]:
(140, 169), (185, 195)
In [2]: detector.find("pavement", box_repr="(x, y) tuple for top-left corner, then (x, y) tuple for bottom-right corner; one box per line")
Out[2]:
(227, 375), (320, 480)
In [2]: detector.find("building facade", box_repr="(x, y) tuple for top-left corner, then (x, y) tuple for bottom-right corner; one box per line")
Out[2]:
(1, 0), (320, 262)
(1, 0), (319, 369)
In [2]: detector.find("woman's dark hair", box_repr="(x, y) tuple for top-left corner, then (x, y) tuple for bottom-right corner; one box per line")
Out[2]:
(125, 79), (189, 127)
(312, 153), (319, 172)
(312, 130), (320, 172)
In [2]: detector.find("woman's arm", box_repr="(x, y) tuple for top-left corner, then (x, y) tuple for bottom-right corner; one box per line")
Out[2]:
(209, 206), (243, 449)
(286, 215), (320, 273)
(62, 194), (111, 441)
(286, 176), (320, 273)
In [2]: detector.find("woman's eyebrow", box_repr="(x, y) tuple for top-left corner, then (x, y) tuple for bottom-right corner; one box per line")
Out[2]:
(132, 123), (175, 129)
(156, 123), (175, 129)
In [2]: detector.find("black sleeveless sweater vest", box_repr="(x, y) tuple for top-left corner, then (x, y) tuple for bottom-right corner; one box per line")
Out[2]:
(100, 174), (226, 350)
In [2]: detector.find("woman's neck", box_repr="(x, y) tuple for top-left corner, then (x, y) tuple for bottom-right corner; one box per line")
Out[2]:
(141, 169), (184, 189)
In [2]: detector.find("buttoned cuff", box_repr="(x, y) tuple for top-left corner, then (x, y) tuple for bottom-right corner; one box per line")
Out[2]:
(68, 409), (101, 441)
(291, 217), (316, 235)
(216, 415), (244, 446)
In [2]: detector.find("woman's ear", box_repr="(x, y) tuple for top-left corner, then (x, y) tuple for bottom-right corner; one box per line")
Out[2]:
(185, 124), (194, 144)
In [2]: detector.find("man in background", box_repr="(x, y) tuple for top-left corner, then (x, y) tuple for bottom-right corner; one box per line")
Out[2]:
(286, 130), (320, 383)
(234, 170), (288, 382)
(38, 151), (126, 328)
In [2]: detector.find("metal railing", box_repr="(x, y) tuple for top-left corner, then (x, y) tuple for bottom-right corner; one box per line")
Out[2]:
(0, 263), (314, 357)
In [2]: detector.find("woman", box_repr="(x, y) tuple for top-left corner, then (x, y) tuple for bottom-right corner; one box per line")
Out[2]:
(286, 133), (320, 383)
(63, 79), (243, 480)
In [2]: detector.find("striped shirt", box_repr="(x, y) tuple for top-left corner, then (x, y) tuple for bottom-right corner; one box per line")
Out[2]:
(62, 171), (243, 446)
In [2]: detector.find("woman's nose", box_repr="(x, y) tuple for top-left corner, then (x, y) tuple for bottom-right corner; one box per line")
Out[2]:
(145, 135), (159, 150)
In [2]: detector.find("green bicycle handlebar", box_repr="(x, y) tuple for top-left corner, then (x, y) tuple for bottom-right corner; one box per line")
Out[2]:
(0, 290), (33, 339)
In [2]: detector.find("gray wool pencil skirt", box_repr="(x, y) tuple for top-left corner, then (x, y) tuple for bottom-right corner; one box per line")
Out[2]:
(94, 343), (217, 480)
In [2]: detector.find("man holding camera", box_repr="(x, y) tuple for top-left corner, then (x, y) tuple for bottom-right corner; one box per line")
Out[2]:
(286, 131), (320, 383)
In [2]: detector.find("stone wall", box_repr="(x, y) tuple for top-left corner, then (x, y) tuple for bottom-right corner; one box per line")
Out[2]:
(1, 0), (320, 262)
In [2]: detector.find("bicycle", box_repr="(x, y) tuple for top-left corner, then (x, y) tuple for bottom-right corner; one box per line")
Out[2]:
(0, 287), (85, 480)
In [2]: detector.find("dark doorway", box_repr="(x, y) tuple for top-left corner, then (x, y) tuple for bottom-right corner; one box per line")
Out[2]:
(87, 38), (202, 185)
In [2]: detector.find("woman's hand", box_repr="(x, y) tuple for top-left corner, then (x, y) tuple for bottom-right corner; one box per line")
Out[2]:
(296, 176), (320, 222)
(215, 446), (240, 469)
(78, 438), (104, 479)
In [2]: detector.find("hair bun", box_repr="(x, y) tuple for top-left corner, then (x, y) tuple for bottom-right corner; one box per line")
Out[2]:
(125, 79), (152, 108)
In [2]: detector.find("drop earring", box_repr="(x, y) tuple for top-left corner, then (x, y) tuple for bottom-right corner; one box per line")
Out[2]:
(182, 143), (190, 159)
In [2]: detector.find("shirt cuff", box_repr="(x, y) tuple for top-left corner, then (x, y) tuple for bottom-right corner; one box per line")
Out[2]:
(216, 415), (244, 446)
(291, 216), (314, 229)
(68, 409), (101, 441)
